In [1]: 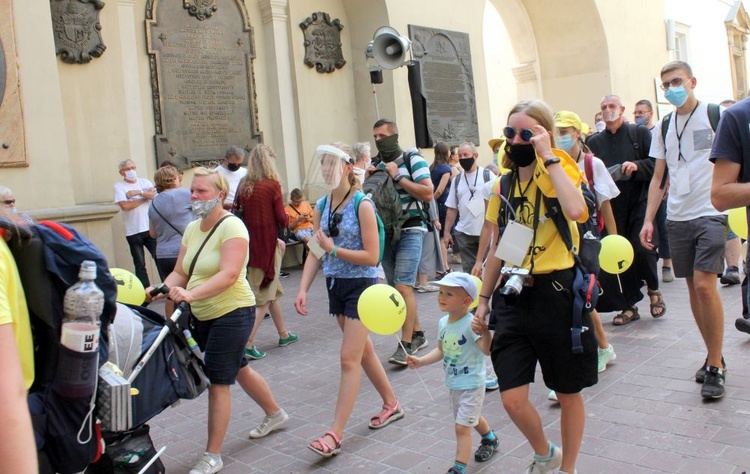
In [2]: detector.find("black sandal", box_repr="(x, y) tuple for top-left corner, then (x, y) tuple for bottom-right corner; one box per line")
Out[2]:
(612, 307), (640, 326)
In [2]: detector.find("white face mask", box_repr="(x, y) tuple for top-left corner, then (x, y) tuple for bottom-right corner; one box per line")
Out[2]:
(124, 170), (137, 181)
(595, 121), (606, 133)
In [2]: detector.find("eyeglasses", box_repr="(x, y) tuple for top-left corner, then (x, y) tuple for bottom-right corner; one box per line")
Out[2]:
(660, 77), (690, 91)
(329, 212), (343, 237)
(2, 200), (15, 205)
(503, 127), (534, 142)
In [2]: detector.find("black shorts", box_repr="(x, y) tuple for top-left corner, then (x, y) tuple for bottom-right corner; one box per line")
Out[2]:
(156, 257), (178, 282)
(490, 268), (598, 394)
(326, 277), (378, 319)
(191, 306), (255, 385)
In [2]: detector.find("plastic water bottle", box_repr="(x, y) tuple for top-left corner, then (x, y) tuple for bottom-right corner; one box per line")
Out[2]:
(183, 329), (199, 353)
(55, 260), (104, 399)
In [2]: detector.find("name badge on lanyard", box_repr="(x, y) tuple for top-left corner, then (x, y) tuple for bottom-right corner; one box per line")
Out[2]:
(495, 220), (534, 267)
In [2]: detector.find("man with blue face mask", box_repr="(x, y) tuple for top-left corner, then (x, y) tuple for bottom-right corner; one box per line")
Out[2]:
(640, 60), (727, 399)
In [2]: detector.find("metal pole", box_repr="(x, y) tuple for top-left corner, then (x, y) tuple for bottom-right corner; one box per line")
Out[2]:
(372, 82), (380, 119)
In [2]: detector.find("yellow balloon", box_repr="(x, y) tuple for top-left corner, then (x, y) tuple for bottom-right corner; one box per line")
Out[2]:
(599, 235), (634, 274)
(728, 207), (748, 240)
(469, 275), (483, 309)
(109, 268), (146, 305)
(357, 284), (406, 335)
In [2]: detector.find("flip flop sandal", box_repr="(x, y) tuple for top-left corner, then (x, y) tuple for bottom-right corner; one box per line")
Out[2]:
(368, 400), (404, 429)
(308, 431), (342, 458)
(612, 307), (640, 326)
(648, 290), (667, 318)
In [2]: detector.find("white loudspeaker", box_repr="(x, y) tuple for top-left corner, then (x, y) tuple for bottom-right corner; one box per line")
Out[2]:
(372, 26), (411, 70)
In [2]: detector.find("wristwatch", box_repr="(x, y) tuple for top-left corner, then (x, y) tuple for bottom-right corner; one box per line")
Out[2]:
(544, 157), (561, 168)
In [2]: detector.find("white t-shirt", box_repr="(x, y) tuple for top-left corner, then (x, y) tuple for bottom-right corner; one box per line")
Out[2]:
(215, 165), (248, 206)
(649, 102), (722, 221)
(577, 153), (620, 207)
(114, 178), (154, 236)
(446, 167), (496, 236)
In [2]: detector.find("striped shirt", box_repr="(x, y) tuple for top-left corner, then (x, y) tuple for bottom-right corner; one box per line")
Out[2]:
(376, 151), (431, 216)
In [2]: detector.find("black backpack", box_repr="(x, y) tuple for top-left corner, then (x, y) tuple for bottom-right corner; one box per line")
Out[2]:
(364, 149), (430, 241)
(2, 219), (117, 473)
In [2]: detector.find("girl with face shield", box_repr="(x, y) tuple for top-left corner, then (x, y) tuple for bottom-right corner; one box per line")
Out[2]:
(294, 143), (403, 457)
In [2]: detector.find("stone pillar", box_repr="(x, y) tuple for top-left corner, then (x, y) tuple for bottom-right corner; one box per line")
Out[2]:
(117, 0), (149, 169)
(258, 0), (302, 193)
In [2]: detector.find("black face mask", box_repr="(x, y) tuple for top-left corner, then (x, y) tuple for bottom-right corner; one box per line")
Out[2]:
(458, 157), (475, 172)
(375, 134), (404, 162)
(504, 143), (536, 168)
(227, 163), (241, 172)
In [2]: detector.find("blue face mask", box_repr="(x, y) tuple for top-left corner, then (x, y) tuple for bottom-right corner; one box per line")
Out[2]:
(557, 135), (575, 152)
(634, 117), (649, 126)
(664, 85), (689, 107)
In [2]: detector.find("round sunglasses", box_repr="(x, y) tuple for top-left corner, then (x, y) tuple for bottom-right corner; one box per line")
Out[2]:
(503, 127), (534, 142)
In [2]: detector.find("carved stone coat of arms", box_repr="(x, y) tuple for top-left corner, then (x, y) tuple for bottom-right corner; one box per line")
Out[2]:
(50, 0), (107, 64)
(299, 12), (345, 73)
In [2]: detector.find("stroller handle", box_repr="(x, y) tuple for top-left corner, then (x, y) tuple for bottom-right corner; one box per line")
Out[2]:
(149, 284), (189, 312)
(127, 289), (188, 384)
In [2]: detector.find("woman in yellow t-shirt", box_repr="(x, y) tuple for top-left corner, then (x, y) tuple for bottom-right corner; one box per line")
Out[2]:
(147, 167), (287, 474)
(473, 100), (597, 474)
(0, 210), (38, 473)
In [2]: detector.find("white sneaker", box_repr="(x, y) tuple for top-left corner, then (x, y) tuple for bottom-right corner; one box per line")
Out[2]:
(526, 443), (563, 473)
(249, 408), (289, 439)
(597, 344), (617, 373)
(189, 453), (223, 474)
(547, 390), (558, 402)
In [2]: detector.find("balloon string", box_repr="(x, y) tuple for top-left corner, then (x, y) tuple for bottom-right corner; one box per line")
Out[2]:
(396, 336), (434, 401)
(617, 274), (623, 294)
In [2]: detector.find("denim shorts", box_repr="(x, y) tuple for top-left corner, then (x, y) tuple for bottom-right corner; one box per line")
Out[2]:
(190, 306), (255, 385)
(326, 277), (378, 319)
(382, 228), (424, 286)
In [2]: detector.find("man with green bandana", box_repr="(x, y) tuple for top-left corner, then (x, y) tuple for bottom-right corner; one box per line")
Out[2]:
(371, 118), (434, 365)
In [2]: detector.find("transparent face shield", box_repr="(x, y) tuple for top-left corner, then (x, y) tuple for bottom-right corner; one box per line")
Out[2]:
(302, 145), (353, 197)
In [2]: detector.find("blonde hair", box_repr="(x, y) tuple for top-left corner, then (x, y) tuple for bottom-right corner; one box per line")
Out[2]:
(330, 142), (360, 191)
(154, 166), (180, 192)
(239, 144), (281, 198)
(192, 167), (229, 197)
(501, 100), (555, 171)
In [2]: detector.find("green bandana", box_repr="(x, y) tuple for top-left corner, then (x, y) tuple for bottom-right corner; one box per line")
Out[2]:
(375, 134), (403, 162)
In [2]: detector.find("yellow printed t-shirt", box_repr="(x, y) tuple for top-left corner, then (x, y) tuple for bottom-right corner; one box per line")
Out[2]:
(0, 239), (34, 389)
(285, 200), (314, 233)
(182, 216), (256, 320)
(486, 161), (587, 274)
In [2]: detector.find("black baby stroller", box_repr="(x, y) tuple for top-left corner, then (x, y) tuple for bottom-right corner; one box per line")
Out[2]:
(2, 218), (208, 474)
(87, 299), (210, 474)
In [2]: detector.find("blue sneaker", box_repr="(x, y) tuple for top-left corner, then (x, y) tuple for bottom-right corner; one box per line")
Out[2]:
(485, 374), (499, 391)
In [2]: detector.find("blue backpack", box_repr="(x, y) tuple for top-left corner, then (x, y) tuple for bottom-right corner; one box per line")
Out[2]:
(3, 219), (117, 473)
(321, 191), (385, 265)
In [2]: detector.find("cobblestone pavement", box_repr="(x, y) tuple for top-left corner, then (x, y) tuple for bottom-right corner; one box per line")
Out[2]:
(146, 264), (750, 473)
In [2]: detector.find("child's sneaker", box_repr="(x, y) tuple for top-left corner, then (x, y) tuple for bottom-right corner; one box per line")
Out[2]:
(485, 374), (499, 391)
(547, 390), (558, 402)
(474, 436), (499, 462)
(526, 443), (562, 473)
(189, 453), (223, 474)
(597, 344), (616, 373)
(249, 408), (289, 438)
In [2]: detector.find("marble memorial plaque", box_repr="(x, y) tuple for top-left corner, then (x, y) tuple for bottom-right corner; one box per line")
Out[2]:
(408, 25), (478, 146)
(0, 0), (26, 167)
(146, 0), (261, 167)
